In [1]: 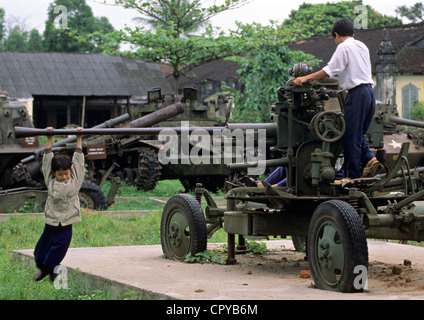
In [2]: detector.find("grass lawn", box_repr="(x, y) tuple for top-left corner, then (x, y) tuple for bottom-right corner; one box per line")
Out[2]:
(0, 180), (227, 300)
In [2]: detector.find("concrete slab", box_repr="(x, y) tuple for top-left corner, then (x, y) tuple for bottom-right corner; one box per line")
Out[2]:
(12, 240), (424, 300)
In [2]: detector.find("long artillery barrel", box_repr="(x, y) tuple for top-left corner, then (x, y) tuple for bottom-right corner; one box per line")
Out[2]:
(17, 112), (131, 165)
(15, 119), (277, 138)
(15, 102), (184, 139)
(15, 126), (219, 137)
(51, 113), (131, 148)
(121, 102), (183, 129)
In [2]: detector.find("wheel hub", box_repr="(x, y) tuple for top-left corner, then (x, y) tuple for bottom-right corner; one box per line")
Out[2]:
(169, 223), (182, 247)
(315, 222), (345, 285)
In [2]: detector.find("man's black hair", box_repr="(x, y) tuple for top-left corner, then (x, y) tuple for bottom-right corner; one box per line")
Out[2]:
(332, 18), (355, 38)
(51, 155), (72, 172)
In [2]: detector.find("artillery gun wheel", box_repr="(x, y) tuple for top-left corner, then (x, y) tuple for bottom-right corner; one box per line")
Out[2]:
(292, 236), (307, 253)
(122, 168), (133, 185)
(134, 147), (162, 191)
(79, 180), (108, 210)
(310, 111), (346, 143)
(161, 194), (207, 261)
(307, 200), (368, 292)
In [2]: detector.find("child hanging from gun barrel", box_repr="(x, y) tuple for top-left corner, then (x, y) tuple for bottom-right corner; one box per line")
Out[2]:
(33, 127), (84, 282)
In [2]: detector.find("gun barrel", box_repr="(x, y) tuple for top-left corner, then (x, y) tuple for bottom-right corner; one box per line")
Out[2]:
(122, 102), (183, 128)
(52, 113), (131, 148)
(14, 126), (230, 138)
(227, 158), (289, 171)
(227, 123), (277, 137)
(14, 102), (184, 138)
(389, 116), (424, 129)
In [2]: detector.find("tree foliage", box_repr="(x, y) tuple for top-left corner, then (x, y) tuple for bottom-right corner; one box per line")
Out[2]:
(396, 2), (424, 23)
(90, 0), (252, 93)
(227, 22), (321, 123)
(85, 3), (323, 119)
(94, 23), (248, 94)
(284, 0), (402, 37)
(114, 0), (250, 34)
(43, 0), (115, 53)
(0, 1), (114, 52)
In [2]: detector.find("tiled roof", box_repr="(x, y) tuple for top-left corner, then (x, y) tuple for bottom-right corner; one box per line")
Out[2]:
(0, 52), (173, 98)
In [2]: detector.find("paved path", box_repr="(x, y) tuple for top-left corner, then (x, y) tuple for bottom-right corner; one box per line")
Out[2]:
(12, 240), (424, 300)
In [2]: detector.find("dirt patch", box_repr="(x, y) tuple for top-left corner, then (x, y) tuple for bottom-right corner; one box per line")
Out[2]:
(368, 260), (424, 293)
(224, 244), (424, 295)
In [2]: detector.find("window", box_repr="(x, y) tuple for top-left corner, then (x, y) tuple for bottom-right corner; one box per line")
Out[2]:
(402, 83), (419, 119)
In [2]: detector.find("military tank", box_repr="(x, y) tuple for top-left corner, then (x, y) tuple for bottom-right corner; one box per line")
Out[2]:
(120, 86), (278, 192)
(1, 92), (184, 212)
(0, 92), (108, 212)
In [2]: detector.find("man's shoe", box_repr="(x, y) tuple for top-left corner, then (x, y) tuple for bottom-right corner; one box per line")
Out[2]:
(362, 160), (380, 178)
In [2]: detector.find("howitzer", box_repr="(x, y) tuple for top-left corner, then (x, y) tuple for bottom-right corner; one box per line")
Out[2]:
(159, 63), (424, 294)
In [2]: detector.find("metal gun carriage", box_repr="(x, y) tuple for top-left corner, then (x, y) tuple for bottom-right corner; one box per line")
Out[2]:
(157, 63), (424, 293)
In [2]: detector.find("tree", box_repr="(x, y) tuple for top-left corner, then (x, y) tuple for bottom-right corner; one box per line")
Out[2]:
(43, 0), (114, 53)
(0, 8), (5, 46)
(284, 1), (402, 37)
(83, 3), (320, 117)
(114, 0), (250, 35)
(95, 23), (247, 94)
(227, 22), (321, 122)
(26, 29), (43, 52)
(411, 101), (424, 121)
(4, 26), (26, 51)
(396, 2), (424, 23)
(91, 0), (251, 93)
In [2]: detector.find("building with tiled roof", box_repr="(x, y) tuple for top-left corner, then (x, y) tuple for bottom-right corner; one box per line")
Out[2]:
(0, 52), (172, 128)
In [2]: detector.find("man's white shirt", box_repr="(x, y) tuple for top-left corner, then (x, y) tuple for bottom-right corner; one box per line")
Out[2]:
(322, 37), (374, 90)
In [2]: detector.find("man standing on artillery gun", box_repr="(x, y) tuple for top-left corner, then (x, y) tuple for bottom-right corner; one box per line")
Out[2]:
(294, 18), (379, 181)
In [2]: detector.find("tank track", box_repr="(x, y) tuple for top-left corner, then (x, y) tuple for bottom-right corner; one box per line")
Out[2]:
(134, 147), (162, 191)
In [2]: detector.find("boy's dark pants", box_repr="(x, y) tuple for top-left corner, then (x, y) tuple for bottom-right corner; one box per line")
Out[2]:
(34, 224), (72, 275)
(343, 85), (376, 179)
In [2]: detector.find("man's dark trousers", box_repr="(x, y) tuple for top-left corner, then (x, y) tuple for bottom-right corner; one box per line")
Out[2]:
(343, 85), (376, 179)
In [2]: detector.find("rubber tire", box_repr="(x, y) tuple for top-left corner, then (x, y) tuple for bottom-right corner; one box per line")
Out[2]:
(307, 200), (368, 293)
(79, 180), (108, 210)
(292, 236), (307, 253)
(123, 168), (133, 185)
(161, 194), (207, 261)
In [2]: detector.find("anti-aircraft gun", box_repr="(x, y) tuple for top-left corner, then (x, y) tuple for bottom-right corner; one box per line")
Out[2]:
(157, 63), (424, 293)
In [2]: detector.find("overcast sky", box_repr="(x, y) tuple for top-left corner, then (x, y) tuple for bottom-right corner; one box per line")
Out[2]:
(0, 0), (420, 34)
